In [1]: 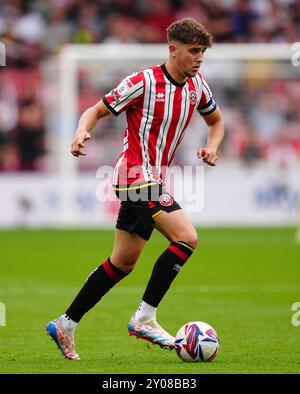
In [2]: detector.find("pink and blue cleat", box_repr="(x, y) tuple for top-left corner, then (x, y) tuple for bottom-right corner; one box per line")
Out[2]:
(128, 318), (175, 350)
(46, 318), (80, 360)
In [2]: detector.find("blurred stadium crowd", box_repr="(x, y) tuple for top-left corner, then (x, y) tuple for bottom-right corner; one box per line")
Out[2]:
(0, 0), (300, 171)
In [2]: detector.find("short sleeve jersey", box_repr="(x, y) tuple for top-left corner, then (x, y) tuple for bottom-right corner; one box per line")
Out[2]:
(103, 64), (217, 188)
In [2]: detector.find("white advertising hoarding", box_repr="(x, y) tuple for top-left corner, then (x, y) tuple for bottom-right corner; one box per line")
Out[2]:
(0, 163), (299, 228)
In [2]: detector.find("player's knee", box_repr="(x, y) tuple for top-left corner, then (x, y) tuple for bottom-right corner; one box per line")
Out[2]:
(118, 257), (138, 274)
(111, 248), (141, 274)
(181, 232), (198, 250)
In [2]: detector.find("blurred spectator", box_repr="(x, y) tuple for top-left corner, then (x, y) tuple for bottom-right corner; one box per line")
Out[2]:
(175, 0), (209, 23)
(266, 130), (299, 167)
(205, 0), (234, 42)
(230, 0), (259, 42)
(142, 0), (176, 42)
(104, 14), (139, 43)
(250, 95), (285, 143)
(45, 6), (73, 52)
(73, 2), (102, 43)
(12, 2), (47, 44)
(14, 100), (45, 171)
(240, 130), (266, 165)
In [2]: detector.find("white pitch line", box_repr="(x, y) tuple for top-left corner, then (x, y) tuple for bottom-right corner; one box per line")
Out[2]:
(0, 284), (299, 296)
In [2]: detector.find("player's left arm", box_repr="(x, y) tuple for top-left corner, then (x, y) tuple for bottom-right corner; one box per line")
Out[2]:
(197, 106), (225, 166)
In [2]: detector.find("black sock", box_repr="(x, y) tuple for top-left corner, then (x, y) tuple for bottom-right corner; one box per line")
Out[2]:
(142, 241), (194, 307)
(65, 258), (127, 322)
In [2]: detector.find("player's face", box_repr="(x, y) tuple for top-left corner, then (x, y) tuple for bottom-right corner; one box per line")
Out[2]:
(175, 43), (206, 78)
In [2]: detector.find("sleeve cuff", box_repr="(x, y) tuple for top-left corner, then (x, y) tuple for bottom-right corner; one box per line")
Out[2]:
(102, 96), (119, 116)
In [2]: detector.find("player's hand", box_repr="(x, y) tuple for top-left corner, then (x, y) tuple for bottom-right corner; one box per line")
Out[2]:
(71, 131), (91, 157)
(197, 147), (218, 166)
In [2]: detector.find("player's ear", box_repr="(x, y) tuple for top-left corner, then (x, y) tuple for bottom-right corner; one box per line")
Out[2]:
(168, 42), (178, 58)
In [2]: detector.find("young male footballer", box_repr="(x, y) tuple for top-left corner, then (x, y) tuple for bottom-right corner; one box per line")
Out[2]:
(46, 18), (224, 360)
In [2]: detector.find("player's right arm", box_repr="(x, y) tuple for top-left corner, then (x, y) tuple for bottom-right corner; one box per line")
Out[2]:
(71, 71), (144, 157)
(71, 99), (111, 157)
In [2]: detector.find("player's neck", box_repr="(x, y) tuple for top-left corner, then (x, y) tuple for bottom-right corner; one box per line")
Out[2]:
(164, 60), (188, 85)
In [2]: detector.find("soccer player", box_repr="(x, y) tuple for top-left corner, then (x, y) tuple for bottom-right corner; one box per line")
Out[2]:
(46, 18), (225, 360)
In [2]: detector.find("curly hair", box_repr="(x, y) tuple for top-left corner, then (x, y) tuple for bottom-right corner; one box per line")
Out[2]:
(167, 18), (213, 47)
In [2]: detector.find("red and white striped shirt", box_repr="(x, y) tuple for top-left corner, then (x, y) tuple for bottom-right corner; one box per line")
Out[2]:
(103, 64), (217, 188)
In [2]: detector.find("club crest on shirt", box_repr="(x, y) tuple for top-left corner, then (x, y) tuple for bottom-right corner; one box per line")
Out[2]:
(159, 193), (174, 207)
(189, 90), (198, 105)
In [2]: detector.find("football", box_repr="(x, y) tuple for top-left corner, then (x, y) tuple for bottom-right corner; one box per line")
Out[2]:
(174, 321), (220, 362)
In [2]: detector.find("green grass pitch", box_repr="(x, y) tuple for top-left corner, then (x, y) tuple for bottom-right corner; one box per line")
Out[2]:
(0, 228), (300, 374)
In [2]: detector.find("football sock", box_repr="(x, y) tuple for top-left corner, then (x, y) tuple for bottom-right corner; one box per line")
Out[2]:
(142, 241), (194, 308)
(65, 257), (127, 323)
(60, 313), (77, 335)
(132, 301), (157, 323)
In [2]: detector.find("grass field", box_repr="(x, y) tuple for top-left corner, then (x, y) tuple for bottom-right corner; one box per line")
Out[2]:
(0, 228), (300, 374)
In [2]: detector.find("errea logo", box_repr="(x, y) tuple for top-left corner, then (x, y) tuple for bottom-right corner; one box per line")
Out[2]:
(173, 264), (182, 272)
(156, 92), (165, 102)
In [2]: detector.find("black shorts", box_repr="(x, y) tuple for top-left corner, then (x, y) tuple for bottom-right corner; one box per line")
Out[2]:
(114, 183), (181, 241)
